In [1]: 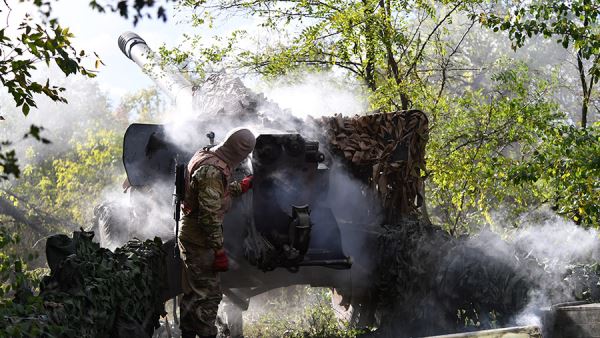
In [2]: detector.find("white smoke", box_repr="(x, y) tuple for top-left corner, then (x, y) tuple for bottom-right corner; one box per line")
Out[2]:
(509, 211), (600, 327)
(252, 73), (368, 118)
(0, 69), (119, 167)
(462, 208), (600, 329)
(100, 69), (378, 255)
(513, 217), (600, 268)
(98, 179), (175, 251)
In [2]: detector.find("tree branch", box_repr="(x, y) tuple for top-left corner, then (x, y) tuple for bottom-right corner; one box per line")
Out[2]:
(433, 19), (475, 112)
(404, 1), (463, 80)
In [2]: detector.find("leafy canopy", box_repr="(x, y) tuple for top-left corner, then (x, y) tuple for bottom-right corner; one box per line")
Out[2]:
(479, 0), (600, 127)
(166, 0), (482, 110)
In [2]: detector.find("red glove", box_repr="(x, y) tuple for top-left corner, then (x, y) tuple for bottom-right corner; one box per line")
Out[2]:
(240, 175), (253, 193)
(213, 249), (229, 272)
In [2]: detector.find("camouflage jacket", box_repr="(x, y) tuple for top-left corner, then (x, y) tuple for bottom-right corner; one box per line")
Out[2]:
(179, 165), (242, 248)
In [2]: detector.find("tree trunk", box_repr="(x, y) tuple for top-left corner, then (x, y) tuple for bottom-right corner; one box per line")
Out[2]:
(577, 51), (590, 129)
(363, 0), (377, 91)
(0, 195), (49, 236)
(379, 0), (410, 110)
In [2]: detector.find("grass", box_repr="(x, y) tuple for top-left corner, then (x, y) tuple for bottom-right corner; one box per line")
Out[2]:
(242, 286), (367, 338)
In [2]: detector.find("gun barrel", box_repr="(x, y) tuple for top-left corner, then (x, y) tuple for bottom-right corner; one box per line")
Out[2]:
(118, 32), (193, 107)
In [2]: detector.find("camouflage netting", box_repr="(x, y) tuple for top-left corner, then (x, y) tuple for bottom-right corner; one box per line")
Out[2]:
(372, 221), (600, 337)
(320, 110), (428, 223)
(186, 72), (303, 129)
(315, 108), (600, 337)
(1, 230), (166, 338)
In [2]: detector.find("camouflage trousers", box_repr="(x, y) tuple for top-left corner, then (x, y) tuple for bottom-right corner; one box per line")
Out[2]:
(178, 239), (222, 337)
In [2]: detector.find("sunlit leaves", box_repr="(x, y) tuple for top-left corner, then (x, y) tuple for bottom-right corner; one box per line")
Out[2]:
(16, 129), (124, 224)
(426, 61), (563, 233)
(511, 124), (600, 226)
(167, 0), (479, 110)
(483, 0), (599, 63)
(115, 86), (167, 123)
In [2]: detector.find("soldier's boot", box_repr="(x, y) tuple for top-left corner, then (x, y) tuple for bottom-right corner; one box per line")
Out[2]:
(181, 330), (196, 338)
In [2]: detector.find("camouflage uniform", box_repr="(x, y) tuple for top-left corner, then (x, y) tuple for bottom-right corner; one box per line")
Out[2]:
(178, 156), (242, 337)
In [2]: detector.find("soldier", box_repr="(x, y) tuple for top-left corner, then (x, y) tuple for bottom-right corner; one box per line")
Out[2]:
(178, 128), (255, 338)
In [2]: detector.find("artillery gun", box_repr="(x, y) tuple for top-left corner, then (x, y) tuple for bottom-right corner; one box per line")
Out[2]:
(89, 32), (425, 333)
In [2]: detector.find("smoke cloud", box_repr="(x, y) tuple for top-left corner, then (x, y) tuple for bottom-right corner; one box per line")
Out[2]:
(450, 209), (600, 330)
(0, 69), (120, 168)
(254, 73), (368, 119)
(509, 211), (600, 327)
(100, 70), (379, 260)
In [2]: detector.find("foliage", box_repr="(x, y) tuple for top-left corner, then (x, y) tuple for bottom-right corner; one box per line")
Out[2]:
(0, 1), (598, 336)
(425, 61), (563, 233)
(0, 226), (61, 337)
(482, 0), (599, 68)
(0, 230), (166, 338)
(1, 0), (174, 116)
(168, 0), (482, 110)
(12, 128), (123, 225)
(243, 286), (366, 338)
(0, 78), (125, 256)
(0, 0), (99, 182)
(480, 0), (600, 127)
(0, 145), (20, 179)
(0, 0), (167, 180)
(115, 86), (167, 123)
(167, 0), (599, 233)
(89, 0), (175, 25)
(0, 227), (30, 299)
(0, 124), (50, 179)
(0, 1), (98, 115)
(510, 123), (600, 226)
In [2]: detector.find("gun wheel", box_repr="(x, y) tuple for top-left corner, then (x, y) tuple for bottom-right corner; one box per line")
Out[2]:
(93, 201), (131, 250)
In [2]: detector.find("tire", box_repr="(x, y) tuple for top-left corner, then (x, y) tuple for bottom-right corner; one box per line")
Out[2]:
(332, 287), (378, 328)
(219, 296), (244, 338)
(93, 201), (132, 250)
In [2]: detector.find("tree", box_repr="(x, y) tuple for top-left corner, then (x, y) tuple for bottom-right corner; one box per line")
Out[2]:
(475, 0), (600, 227)
(0, 0), (170, 321)
(166, 0), (481, 111)
(481, 0), (600, 128)
(0, 77), (124, 240)
(114, 86), (167, 123)
(0, 1), (94, 179)
(426, 61), (563, 233)
(510, 123), (600, 226)
(166, 0), (598, 232)
(0, 0), (98, 179)
(11, 128), (123, 225)
(0, 0), (179, 120)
